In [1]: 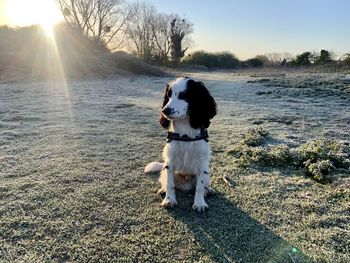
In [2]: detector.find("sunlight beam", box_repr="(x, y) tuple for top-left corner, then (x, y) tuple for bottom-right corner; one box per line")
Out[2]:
(4, 0), (63, 35)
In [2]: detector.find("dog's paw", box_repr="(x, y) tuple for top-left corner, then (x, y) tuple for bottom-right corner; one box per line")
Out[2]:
(161, 197), (177, 208)
(192, 201), (209, 212)
(204, 187), (215, 197)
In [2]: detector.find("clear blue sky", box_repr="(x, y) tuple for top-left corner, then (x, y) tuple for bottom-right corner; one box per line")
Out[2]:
(143, 0), (350, 59)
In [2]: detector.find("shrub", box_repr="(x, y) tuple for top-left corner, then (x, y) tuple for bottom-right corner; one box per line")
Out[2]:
(314, 49), (333, 64)
(216, 52), (240, 68)
(304, 159), (334, 182)
(228, 131), (350, 183)
(342, 54), (350, 65)
(240, 127), (269, 147)
(184, 50), (240, 69)
(241, 58), (264, 68)
(106, 51), (164, 76)
(295, 52), (312, 66)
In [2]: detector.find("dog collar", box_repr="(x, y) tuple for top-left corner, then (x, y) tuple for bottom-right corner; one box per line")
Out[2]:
(166, 129), (209, 143)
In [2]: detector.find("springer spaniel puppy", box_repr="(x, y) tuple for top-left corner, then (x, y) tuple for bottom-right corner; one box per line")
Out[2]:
(145, 77), (216, 212)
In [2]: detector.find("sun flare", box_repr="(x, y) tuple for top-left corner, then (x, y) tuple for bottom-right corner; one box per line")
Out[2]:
(4, 0), (63, 35)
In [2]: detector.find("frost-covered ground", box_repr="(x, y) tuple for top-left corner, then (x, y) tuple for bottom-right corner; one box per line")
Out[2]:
(0, 71), (349, 262)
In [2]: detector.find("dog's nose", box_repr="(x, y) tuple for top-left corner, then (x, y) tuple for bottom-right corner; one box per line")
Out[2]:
(162, 107), (172, 116)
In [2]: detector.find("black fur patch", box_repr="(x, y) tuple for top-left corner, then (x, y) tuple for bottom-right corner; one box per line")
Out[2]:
(178, 91), (187, 100)
(186, 79), (217, 129)
(167, 88), (172, 97)
(159, 83), (171, 129)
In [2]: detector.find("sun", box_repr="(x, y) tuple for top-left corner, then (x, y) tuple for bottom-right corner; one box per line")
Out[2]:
(4, 0), (63, 35)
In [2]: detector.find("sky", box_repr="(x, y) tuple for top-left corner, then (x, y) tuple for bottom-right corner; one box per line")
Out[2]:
(0, 0), (62, 28)
(1, 0), (349, 60)
(142, 0), (350, 59)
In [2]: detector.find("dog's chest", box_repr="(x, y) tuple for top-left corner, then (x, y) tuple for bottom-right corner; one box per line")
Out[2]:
(164, 141), (210, 174)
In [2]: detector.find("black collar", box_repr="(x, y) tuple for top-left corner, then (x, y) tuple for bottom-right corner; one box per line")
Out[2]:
(166, 129), (209, 143)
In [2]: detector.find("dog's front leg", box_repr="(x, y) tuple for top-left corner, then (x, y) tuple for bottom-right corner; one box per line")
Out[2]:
(161, 164), (177, 208)
(193, 166), (209, 212)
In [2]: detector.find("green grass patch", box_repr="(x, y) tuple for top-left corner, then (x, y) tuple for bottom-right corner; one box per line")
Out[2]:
(239, 127), (270, 147)
(229, 128), (350, 183)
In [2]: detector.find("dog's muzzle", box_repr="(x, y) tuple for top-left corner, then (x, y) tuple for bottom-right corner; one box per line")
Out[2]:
(162, 107), (174, 117)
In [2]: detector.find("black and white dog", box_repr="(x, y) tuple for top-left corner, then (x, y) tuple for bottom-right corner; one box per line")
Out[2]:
(145, 77), (216, 212)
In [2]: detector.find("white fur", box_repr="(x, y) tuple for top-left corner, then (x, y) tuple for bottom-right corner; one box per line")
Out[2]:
(162, 78), (189, 119)
(144, 162), (164, 173)
(145, 77), (215, 212)
(161, 119), (212, 212)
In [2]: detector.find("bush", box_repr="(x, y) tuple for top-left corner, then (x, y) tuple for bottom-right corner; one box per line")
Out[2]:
(228, 130), (350, 183)
(288, 50), (336, 67)
(240, 127), (269, 146)
(105, 51), (164, 76)
(216, 52), (240, 68)
(314, 49), (333, 64)
(184, 50), (240, 69)
(342, 54), (350, 65)
(295, 52), (312, 66)
(241, 58), (264, 68)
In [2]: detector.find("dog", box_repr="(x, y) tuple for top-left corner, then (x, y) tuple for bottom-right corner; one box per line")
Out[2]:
(144, 77), (216, 212)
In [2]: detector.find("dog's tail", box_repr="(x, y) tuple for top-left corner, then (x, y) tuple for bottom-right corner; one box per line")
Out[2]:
(144, 162), (164, 174)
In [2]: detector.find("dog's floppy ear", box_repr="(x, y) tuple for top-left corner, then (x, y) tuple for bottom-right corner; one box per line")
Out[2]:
(160, 83), (171, 129)
(187, 79), (216, 129)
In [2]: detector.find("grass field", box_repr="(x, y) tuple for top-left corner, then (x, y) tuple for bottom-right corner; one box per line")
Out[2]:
(0, 71), (349, 262)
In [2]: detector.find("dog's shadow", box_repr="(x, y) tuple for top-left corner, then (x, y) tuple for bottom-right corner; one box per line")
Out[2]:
(167, 190), (312, 263)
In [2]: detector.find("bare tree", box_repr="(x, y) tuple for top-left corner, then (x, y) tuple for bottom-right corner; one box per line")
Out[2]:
(263, 52), (293, 66)
(265, 53), (283, 66)
(125, 1), (157, 61)
(150, 13), (172, 65)
(56, 0), (128, 50)
(282, 52), (293, 61)
(125, 2), (193, 65)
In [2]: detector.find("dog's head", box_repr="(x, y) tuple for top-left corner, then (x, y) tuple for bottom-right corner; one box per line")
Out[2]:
(160, 77), (216, 129)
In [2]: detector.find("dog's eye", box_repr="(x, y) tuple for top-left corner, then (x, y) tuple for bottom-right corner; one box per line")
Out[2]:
(178, 92), (187, 100)
(167, 89), (172, 97)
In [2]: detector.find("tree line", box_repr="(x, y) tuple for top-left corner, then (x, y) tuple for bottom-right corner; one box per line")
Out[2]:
(182, 49), (349, 69)
(55, 0), (350, 69)
(56, 0), (192, 65)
